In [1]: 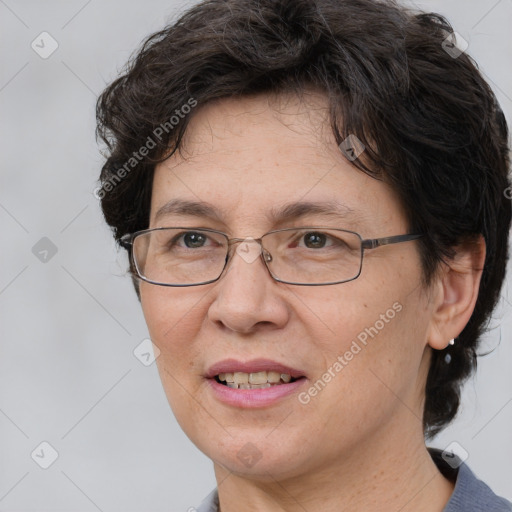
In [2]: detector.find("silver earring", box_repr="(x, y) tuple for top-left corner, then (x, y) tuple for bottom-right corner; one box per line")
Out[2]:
(449, 338), (455, 345)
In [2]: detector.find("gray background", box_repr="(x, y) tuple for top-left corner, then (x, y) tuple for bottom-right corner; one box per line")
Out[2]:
(1, 0), (511, 510)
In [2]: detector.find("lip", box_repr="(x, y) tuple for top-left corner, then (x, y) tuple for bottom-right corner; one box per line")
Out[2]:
(205, 358), (307, 408)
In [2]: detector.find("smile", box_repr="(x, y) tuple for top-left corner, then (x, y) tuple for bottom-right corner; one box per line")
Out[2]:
(205, 359), (307, 407)
(215, 371), (295, 389)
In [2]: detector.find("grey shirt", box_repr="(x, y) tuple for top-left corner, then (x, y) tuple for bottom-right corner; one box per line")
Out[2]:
(195, 449), (512, 511)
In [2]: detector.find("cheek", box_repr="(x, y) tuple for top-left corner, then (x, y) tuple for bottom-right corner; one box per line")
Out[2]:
(139, 284), (209, 381)
(140, 284), (213, 432)
(141, 283), (204, 340)
(299, 280), (403, 358)
(299, 267), (430, 411)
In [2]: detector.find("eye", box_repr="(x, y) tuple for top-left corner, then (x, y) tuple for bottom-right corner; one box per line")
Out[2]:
(158, 229), (227, 253)
(162, 231), (213, 250)
(174, 231), (210, 248)
(301, 232), (332, 249)
(182, 232), (207, 248)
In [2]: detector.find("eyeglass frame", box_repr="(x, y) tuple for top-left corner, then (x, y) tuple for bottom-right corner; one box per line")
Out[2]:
(119, 226), (423, 287)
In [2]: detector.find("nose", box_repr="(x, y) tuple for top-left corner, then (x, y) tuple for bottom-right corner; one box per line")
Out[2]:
(207, 239), (290, 334)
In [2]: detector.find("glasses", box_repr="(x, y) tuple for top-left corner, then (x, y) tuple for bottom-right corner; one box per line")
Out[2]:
(120, 227), (423, 287)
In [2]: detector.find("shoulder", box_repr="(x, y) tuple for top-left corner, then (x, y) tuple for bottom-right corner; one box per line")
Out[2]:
(429, 448), (512, 512)
(195, 488), (219, 512)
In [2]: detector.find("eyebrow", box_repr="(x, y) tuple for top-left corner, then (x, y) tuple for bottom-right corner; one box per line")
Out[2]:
(153, 198), (355, 225)
(154, 198), (223, 223)
(268, 200), (355, 224)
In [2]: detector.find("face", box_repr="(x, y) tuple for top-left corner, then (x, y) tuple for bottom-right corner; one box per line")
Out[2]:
(140, 92), (434, 482)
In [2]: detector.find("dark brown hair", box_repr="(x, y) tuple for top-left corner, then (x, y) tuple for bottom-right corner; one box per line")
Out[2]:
(96, 0), (511, 438)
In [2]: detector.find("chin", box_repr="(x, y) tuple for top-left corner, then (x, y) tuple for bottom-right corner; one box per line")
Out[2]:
(195, 427), (316, 480)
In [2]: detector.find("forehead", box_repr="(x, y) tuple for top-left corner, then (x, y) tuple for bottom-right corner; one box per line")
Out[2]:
(150, 92), (407, 234)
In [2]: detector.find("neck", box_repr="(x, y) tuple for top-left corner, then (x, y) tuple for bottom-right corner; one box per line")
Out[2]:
(213, 418), (454, 512)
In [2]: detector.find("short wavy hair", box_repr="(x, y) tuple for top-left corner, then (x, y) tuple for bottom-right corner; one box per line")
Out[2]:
(96, 0), (511, 438)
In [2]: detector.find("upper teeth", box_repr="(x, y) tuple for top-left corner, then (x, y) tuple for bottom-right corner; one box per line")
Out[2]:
(218, 371), (292, 385)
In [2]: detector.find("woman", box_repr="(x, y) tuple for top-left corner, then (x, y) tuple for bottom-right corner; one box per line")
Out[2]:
(96, 0), (512, 510)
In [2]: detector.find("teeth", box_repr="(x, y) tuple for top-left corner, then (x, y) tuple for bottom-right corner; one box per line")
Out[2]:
(226, 382), (271, 389)
(249, 371), (268, 384)
(267, 371), (281, 383)
(233, 372), (249, 385)
(216, 370), (294, 387)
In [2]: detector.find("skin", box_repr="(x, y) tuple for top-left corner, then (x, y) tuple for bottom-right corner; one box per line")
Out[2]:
(139, 91), (485, 511)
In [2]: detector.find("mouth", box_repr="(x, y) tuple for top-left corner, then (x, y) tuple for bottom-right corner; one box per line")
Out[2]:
(214, 370), (299, 389)
(205, 358), (307, 406)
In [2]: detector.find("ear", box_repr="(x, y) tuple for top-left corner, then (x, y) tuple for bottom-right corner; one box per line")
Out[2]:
(427, 235), (486, 350)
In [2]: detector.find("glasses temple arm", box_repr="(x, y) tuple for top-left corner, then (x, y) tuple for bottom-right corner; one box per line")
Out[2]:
(119, 234), (133, 249)
(362, 233), (423, 250)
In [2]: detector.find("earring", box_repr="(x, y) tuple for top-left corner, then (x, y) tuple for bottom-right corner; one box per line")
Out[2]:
(449, 338), (455, 345)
